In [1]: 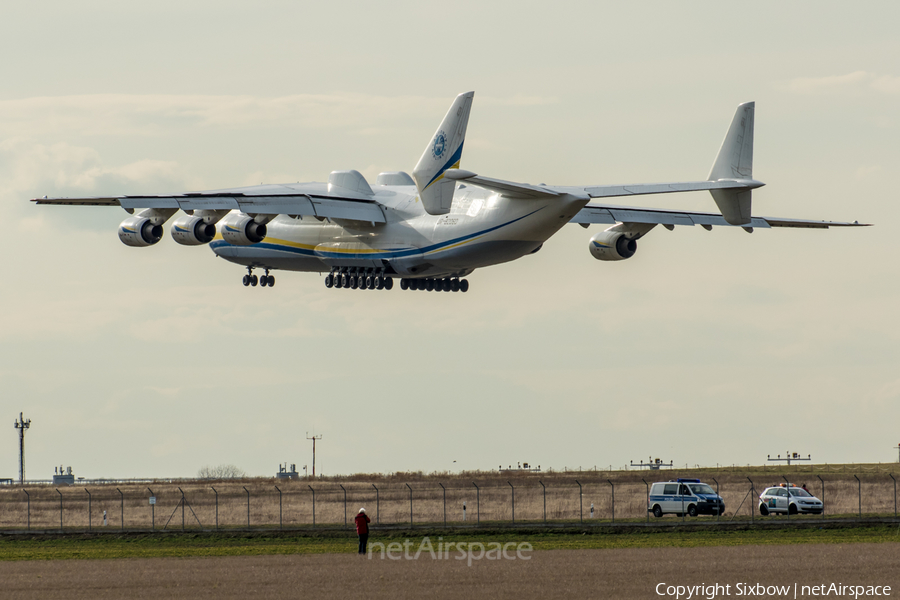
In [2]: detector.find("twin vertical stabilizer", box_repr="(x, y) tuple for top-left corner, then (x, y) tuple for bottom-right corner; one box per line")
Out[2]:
(412, 91), (474, 215)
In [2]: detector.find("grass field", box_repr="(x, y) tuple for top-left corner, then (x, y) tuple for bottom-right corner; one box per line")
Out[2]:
(2, 464), (897, 532)
(2, 523), (899, 561)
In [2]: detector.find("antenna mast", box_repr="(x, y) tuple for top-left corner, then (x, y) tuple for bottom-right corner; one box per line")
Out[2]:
(306, 432), (322, 478)
(14, 412), (31, 484)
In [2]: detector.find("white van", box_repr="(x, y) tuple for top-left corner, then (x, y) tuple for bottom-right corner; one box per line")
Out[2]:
(648, 478), (725, 517)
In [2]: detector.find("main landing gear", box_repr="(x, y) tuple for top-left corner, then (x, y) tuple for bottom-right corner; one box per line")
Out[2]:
(242, 267), (275, 288)
(324, 268), (394, 291)
(399, 277), (469, 292)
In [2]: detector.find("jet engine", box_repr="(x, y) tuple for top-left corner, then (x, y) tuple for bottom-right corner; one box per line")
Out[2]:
(220, 214), (267, 245)
(171, 215), (217, 246)
(118, 216), (164, 247)
(589, 230), (637, 261)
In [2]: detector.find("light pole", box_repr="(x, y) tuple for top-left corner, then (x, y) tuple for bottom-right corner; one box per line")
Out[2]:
(14, 413), (31, 484)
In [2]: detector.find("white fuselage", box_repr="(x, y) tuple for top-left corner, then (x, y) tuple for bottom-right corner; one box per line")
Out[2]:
(210, 182), (588, 278)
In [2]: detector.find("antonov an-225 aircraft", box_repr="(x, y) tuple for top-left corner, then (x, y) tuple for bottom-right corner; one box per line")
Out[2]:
(33, 92), (866, 292)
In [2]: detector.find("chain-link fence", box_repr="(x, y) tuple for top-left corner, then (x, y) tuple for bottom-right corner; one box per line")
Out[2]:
(1, 474), (897, 532)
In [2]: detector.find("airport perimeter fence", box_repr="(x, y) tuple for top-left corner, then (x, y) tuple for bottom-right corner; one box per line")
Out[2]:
(1, 474), (897, 532)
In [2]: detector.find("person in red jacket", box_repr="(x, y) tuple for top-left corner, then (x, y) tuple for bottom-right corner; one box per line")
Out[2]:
(354, 508), (371, 555)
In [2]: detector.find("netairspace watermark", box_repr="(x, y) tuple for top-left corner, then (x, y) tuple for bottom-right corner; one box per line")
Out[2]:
(368, 537), (532, 567)
(656, 583), (892, 599)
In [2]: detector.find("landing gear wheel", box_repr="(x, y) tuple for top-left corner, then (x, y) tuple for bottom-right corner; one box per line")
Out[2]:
(325, 274), (334, 288)
(384, 277), (393, 290)
(250, 275), (258, 286)
(242, 275), (250, 286)
(687, 505), (698, 518)
(652, 505), (663, 518)
(260, 275), (269, 287)
(376, 276), (384, 290)
(350, 276), (358, 289)
(426, 279), (435, 292)
(451, 279), (460, 292)
(460, 279), (469, 292)
(267, 275), (275, 287)
(335, 274), (344, 289)
(365, 275), (373, 289)
(400, 279), (409, 291)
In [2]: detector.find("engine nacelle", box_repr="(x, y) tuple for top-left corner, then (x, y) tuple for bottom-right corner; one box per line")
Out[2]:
(589, 230), (637, 261)
(220, 214), (267, 245)
(118, 216), (164, 247)
(171, 215), (217, 246)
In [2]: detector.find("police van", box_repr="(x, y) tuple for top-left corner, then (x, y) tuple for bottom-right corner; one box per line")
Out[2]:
(648, 478), (725, 518)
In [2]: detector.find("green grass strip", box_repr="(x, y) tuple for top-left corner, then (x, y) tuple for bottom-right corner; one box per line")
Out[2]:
(2, 526), (898, 561)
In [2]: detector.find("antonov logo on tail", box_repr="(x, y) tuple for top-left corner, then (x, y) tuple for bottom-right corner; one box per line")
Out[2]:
(32, 91), (868, 293)
(432, 130), (447, 159)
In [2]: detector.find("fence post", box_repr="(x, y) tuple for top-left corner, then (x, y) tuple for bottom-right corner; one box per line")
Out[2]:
(57, 489), (63, 530)
(712, 478), (719, 522)
(854, 475), (861, 517)
(641, 479), (649, 523)
(23, 489), (30, 531)
(747, 477), (754, 523)
(890, 474), (896, 519)
(86, 489), (92, 532)
(575, 480), (583, 524)
(340, 484), (347, 527)
(816, 475), (824, 520)
(275, 486), (282, 530)
(508, 481), (514, 524)
(117, 487), (124, 531)
(405, 483), (413, 525)
(308, 485), (316, 527)
(781, 476), (791, 519)
(147, 487), (155, 531)
(242, 486), (250, 528)
(472, 482), (480, 526)
(178, 487), (186, 532)
(539, 481), (546, 522)
(372, 484), (378, 524)
(439, 483), (446, 526)
(211, 487), (218, 531)
(608, 480), (614, 524)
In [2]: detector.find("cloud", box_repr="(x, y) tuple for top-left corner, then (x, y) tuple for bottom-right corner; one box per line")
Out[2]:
(0, 93), (559, 139)
(788, 71), (900, 95)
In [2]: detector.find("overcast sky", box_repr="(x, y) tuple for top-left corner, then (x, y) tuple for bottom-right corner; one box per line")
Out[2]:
(1, 2), (898, 480)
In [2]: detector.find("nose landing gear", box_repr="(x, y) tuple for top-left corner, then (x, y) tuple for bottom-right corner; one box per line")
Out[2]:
(242, 267), (274, 288)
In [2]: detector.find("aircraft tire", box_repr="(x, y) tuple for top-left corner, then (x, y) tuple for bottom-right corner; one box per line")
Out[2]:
(426, 279), (435, 292)
(260, 275), (268, 287)
(400, 279), (409, 290)
(384, 277), (393, 290)
(460, 279), (469, 292)
(325, 274), (333, 288)
(268, 275), (275, 287)
(451, 279), (460, 292)
(242, 275), (250, 286)
(250, 275), (258, 286)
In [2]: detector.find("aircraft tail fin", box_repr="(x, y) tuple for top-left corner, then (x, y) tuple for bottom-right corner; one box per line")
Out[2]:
(708, 101), (755, 226)
(412, 91), (474, 215)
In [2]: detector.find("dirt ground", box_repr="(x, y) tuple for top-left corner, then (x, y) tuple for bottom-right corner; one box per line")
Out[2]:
(1, 543), (898, 599)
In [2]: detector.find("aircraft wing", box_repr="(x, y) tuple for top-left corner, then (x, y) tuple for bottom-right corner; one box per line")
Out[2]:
(32, 182), (388, 223)
(571, 204), (869, 229)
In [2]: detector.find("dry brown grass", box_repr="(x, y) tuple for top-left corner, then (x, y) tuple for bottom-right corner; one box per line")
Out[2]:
(1, 543), (898, 599)
(1, 468), (897, 530)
